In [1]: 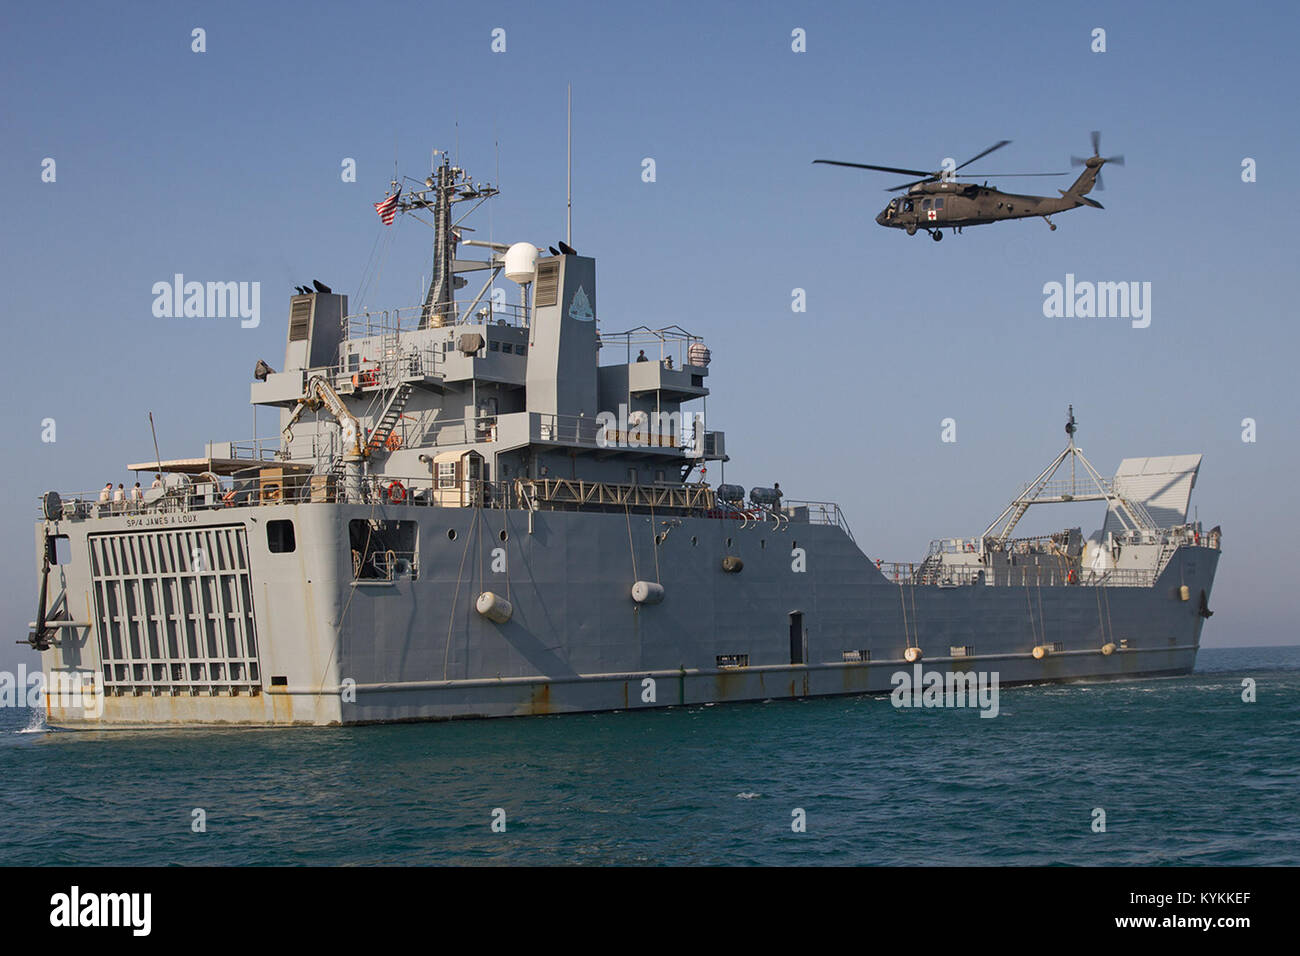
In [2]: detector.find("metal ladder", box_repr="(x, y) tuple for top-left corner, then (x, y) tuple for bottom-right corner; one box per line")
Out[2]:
(368, 382), (413, 453)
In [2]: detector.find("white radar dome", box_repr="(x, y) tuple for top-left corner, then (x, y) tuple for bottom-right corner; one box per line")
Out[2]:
(504, 242), (539, 284)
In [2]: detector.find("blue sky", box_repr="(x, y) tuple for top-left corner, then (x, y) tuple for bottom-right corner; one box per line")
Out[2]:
(2, 0), (1297, 669)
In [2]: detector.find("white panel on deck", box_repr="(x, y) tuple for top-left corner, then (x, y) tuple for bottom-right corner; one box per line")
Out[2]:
(1101, 454), (1202, 534)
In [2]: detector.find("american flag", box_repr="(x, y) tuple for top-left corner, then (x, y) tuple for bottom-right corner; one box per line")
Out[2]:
(374, 187), (401, 225)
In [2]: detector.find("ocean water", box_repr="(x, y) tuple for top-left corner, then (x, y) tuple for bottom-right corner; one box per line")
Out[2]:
(2, 646), (1296, 866)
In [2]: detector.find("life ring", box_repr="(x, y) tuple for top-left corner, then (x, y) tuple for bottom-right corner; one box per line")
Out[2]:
(385, 431), (402, 451)
(386, 480), (406, 503)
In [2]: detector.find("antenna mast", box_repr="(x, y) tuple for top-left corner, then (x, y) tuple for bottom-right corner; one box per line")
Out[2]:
(399, 151), (498, 328)
(566, 84), (572, 246)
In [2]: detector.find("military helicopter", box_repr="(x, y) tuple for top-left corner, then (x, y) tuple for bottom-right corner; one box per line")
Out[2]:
(813, 132), (1123, 241)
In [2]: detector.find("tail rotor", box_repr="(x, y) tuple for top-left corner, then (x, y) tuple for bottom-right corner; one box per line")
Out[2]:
(1071, 130), (1124, 190)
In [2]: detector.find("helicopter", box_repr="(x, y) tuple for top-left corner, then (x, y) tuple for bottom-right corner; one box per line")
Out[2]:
(813, 132), (1123, 241)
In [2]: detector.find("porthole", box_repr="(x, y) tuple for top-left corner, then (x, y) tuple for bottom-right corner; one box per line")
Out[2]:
(499, 529), (508, 542)
(447, 528), (457, 541)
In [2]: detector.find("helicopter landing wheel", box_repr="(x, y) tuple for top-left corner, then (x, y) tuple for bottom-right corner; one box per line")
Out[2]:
(906, 224), (917, 236)
(931, 230), (943, 242)
(1050, 223), (1057, 231)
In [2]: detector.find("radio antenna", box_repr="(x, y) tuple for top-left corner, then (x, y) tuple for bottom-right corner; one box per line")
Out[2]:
(566, 84), (572, 246)
(148, 412), (163, 479)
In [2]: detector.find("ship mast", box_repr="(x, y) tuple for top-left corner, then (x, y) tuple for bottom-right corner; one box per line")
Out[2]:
(982, 406), (1157, 544)
(398, 151), (499, 328)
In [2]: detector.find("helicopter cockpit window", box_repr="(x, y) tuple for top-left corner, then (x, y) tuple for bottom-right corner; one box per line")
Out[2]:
(903, 199), (914, 212)
(922, 198), (932, 210)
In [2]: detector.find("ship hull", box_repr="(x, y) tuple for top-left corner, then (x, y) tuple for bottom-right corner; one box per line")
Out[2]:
(36, 503), (1218, 728)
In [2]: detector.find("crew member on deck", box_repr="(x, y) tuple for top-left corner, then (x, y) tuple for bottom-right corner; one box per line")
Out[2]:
(636, 349), (648, 362)
(131, 482), (144, 508)
(99, 482), (112, 504)
(151, 475), (163, 489)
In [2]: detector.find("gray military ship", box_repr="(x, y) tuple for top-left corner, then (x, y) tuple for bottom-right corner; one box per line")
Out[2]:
(28, 154), (1220, 727)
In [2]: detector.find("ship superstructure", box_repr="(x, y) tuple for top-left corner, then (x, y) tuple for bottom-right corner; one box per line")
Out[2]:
(28, 156), (1219, 727)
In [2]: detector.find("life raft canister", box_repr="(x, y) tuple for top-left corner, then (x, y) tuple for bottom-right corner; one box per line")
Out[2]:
(386, 480), (406, 503)
(385, 431), (402, 451)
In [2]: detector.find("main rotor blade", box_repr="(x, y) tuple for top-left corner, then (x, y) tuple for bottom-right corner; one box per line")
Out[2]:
(968, 172), (1069, 178)
(813, 159), (935, 176)
(954, 140), (1011, 171)
(885, 177), (934, 192)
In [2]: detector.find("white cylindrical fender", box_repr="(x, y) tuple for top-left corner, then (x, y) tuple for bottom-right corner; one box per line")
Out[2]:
(903, 646), (923, 663)
(476, 591), (513, 623)
(631, 581), (665, 604)
(721, 555), (744, 573)
(1032, 645), (1049, 659)
(1179, 585), (1190, 601)
(1101, 642), (1117, 656)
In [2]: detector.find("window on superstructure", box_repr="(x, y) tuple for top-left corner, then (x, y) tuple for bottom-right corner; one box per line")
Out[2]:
(489, 340), (499, 351)
(437, 462), (458, 490)
(267, 520), (296, 553)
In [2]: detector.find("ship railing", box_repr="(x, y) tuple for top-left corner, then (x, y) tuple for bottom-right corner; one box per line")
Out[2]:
(535, 411), (698, 454)
(874, 559), (1157, 588)
(395, 414), (498, 450)
(984, 531), (1076, 556)
(224, 437), (282, 462)
(600, 325), (708, 369)
(318, 345), (443, 394)
(516, 477), (716, 514)
(345, 301), (527, 338)
(782, 500), (855, 542)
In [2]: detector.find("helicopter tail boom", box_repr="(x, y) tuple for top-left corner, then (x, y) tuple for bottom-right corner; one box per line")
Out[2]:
(1065, 161), (1102, 198)
(1060, 188), (1104, 209)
